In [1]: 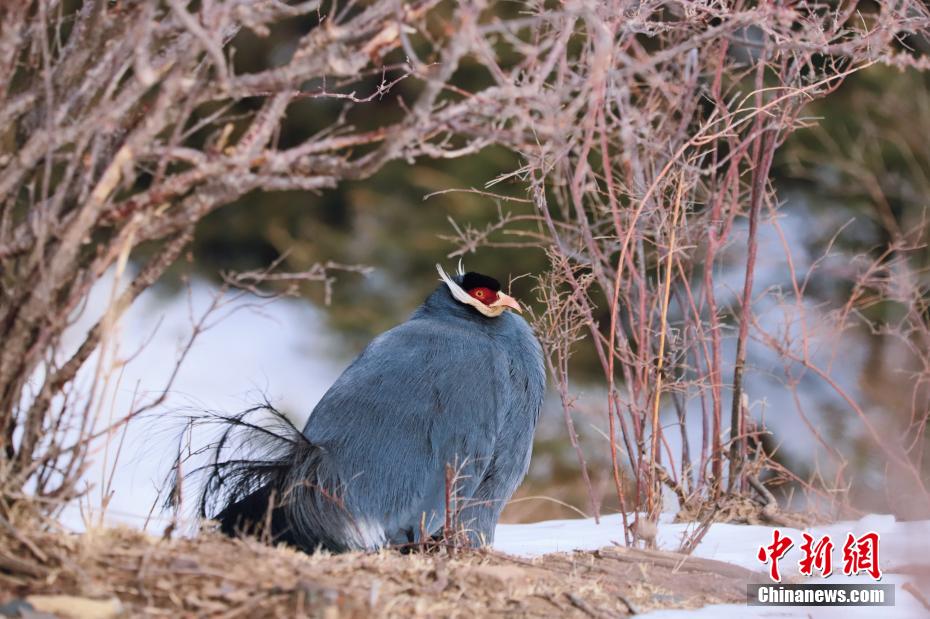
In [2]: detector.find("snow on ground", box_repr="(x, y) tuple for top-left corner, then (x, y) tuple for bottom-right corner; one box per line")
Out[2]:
(495, 513), (930, 618)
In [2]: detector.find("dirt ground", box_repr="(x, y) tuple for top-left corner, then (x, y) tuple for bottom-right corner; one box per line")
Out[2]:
(0, 524), (761, 618)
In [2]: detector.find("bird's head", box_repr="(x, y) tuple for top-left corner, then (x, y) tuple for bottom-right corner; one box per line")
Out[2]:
(436, 264), (522, 318)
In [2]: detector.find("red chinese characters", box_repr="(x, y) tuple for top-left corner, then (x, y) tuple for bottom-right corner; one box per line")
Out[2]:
(757, 529), (882, 582)
(842, 532), (882, 580)
(757, 529), (794, 582)
(799, 533), (834, 577)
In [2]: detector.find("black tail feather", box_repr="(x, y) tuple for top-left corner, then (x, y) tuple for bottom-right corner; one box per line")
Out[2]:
(165, 403), (322, 549)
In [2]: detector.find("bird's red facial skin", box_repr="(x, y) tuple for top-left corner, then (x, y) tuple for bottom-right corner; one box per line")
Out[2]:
(467, 287), (499, 306)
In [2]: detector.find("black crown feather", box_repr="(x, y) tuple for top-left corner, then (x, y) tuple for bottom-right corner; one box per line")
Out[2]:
(460, 272), (501, 292)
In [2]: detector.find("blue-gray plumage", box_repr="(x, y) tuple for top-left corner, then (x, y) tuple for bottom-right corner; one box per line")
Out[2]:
(196, 268), (545, 552)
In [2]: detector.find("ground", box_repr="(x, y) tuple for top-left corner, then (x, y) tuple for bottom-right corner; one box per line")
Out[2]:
(3, 511), (930, 618)
(0, 526), (755, 618)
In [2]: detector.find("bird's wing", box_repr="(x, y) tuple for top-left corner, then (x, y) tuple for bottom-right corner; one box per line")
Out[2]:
(300, 315), (506, 542)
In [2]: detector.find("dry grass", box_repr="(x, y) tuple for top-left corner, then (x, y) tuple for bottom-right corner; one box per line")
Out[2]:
(0, 522), (757, 618)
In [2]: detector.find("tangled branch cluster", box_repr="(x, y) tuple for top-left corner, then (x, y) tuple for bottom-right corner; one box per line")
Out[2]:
(0, 0), (511, 507)
(501, 0), (930, 529)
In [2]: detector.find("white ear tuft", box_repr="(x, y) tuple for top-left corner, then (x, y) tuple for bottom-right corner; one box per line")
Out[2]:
(436, 264), (474, 306)
(456, 258), (465, 277)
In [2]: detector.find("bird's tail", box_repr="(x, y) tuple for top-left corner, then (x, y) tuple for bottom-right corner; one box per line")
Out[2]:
(165, 404), (327, 550)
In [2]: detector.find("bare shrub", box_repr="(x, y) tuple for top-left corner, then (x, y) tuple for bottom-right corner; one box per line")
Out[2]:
(511, 2), (930, 530)
(0, 0), (516, 512)
(438, 1), (930, 533)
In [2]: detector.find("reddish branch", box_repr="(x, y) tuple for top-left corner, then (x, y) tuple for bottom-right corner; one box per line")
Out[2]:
(447, 0), (930, 534)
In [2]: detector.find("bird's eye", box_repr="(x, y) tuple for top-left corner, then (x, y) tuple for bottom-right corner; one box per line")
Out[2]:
(474, 290), (485, 298)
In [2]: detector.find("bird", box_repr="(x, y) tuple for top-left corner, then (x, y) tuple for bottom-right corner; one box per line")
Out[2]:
(180, 264), (545, 553)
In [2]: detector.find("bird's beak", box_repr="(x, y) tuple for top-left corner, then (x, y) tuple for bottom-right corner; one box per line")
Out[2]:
(491, 292), (522, 313)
